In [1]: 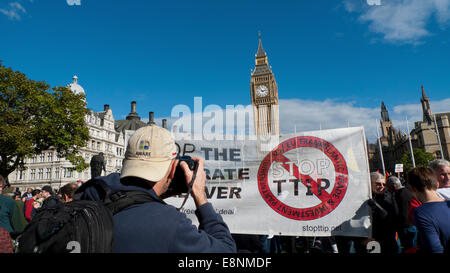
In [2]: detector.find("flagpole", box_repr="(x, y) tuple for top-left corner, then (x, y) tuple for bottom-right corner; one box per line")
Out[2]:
(406, 116), (416, 168)
(375, 119), (386, 175)
(433, 114), (444, 159)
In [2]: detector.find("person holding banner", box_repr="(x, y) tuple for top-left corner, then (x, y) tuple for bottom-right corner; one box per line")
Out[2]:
(369, 172), (399, 254)
(407, 167), (450, 253)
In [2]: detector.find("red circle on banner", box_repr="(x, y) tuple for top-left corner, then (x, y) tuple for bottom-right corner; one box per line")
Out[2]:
(257, 136), (348, 221)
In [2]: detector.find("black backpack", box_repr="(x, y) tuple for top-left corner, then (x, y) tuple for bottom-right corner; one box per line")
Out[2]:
(17, 178), (157, 253)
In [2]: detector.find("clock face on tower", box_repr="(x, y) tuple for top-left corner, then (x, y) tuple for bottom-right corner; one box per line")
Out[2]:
(256, 84), (269, 97)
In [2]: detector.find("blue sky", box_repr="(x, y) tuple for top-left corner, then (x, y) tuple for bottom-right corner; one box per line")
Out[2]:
(1, 0), (450, 141)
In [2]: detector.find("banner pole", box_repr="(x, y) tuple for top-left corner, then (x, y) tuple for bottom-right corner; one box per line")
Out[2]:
(375, 119), (386, 175)
(433, 114), (444, 159)
(406, 116), (416, 168)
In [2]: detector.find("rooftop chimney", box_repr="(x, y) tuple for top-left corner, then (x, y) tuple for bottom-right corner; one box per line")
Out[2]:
(148, 112), (155, 125)
(162, 119), (167, 129)
(104, 104), (110, 111)
(126, 101), (140, 120)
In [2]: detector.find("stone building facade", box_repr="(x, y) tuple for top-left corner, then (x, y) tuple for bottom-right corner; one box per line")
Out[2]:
(8, 77), (133, 192)
(369, 86), (450, 173)
(410, 86), (450, 160)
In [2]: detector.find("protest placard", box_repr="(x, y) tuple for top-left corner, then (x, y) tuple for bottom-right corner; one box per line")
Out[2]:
(166, 127), (372, 237)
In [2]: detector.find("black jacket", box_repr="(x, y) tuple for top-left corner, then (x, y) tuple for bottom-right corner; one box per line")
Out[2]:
(80, 173), (237, 253)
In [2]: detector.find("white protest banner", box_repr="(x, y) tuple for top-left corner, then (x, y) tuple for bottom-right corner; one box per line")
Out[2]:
(166, 127), (372, 237)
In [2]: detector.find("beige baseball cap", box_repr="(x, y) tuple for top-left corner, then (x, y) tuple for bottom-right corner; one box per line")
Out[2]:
(120, 125), (178, 182)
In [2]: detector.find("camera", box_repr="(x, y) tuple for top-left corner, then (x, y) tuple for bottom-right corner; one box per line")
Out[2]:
(165, 155), (198, 196)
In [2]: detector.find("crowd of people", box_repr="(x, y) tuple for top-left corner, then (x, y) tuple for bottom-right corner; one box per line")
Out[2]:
(0, 125), (449, 254)
(232, 159), (449, 254)
(0, 178), (79, 252)
(358, 160), (449, 254)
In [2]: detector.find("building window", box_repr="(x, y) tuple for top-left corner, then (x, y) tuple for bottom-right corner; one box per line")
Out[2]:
(30, 169), (36, 180)
(38, 168), (44, 180)
(64, 168), (72, 178)
(55, 168), (60, 179)
(40, 153), (45, 162)
(46, 168), (52, 179)
(17, 169), (25, 180)
(47, 152), (53, 162)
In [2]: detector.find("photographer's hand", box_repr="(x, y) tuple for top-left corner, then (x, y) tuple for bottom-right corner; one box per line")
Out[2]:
(180, 157), (207, 208)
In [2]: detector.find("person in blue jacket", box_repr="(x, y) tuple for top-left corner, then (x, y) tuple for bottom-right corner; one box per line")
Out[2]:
(407, 167), (450, 253)
(81, 124), (236, 253)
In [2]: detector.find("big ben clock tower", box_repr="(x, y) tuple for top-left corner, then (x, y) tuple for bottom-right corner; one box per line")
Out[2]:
(250, 32), (280, 136)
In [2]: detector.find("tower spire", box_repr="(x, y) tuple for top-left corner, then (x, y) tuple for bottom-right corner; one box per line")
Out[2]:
(256, 31), (267, 58)
(381, 101), (390, 122)
(421, 85), (428, 99)
(420, 85), (432, 124)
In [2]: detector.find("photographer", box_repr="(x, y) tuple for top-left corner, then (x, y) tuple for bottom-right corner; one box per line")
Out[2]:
(79, 125), (236, 253)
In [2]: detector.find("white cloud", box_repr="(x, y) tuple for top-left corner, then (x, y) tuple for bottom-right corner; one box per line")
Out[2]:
(0, 2), (26, 20)
(344, 0), (450, 44)
(278, 97), (450, 142)
(152, 97), (449, 144)
(391, 98), (450, 132)
(279, 98), (381, 141)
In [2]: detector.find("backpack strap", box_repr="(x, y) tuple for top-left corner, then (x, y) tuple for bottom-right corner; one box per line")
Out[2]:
(104, 190), (165, 215)
(74, 177), (113, 201)
(74, 175), (165, 215)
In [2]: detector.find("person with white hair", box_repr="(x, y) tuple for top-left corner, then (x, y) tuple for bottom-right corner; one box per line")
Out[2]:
(429, 159), (450, 200)
(370, 172), (386, 195)
(368, 172), (399, 253)
(386, 175), (417, 252)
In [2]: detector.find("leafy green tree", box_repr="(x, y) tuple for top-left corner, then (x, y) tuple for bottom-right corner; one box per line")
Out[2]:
(399, 148), (435, 172)
(0, 63), (90, 184)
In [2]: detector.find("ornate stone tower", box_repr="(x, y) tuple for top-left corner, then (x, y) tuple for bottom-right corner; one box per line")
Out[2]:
(421, 85), (433, 124)
(250, 32), (280, 136)
(380, 101), (392, 139)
